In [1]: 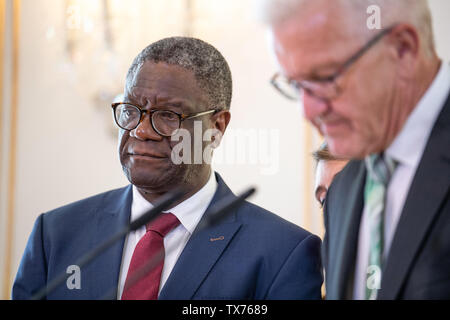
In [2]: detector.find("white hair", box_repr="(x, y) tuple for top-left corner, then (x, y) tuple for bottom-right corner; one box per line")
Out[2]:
(258, 0), (435, 56)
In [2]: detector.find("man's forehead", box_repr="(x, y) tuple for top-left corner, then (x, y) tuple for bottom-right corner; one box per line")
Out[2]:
(126, 86), (174, 101)
(129, 61), (195, 85)
(274, 31), (352, 78)
(273, 3), (362, 77)
(124, 61), (207, 110)
(126, 62), (197, 95)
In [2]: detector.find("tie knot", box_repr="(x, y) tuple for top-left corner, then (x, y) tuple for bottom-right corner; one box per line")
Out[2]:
(365, 154), (397, 185)
(146, 212), (180, 237)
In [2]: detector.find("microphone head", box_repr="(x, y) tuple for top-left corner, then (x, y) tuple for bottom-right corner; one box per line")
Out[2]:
(203, 186), (256, 227)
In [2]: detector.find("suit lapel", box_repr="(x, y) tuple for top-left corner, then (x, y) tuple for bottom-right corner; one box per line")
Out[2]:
(87, 185), (132, 299)
(159, 173), (243, 300)
(327, 161), (366, 299)
(158, 220), (241, 300)
(380, 98), (450, 299)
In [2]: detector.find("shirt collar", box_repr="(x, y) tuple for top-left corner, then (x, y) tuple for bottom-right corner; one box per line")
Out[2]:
(385, 61), (450, 168)
(131, 171), (218, 235)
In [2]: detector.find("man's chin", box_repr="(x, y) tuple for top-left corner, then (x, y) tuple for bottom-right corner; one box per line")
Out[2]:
(327, 138), (367, 160)
(123, 165), (187, 191)
(131, 174), (171, 190)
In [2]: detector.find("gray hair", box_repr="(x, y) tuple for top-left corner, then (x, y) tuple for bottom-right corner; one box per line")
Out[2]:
(126, 37), (233, 110)
(259, 0), (435, 56)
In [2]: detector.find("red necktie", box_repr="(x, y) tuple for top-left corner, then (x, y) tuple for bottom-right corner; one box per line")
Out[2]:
(121, 212), (180, 300)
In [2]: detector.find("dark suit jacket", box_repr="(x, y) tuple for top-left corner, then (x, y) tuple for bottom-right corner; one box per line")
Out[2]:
(13, 173), (323, 300)
(323, 92), (450, 299)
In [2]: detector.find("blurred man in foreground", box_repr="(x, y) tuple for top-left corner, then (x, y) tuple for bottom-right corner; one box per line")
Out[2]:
(263, 0), (450, 299)
(13, 37), (322, 300)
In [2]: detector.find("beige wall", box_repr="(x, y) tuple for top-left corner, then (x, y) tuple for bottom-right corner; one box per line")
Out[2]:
(1, 0), (450, 299)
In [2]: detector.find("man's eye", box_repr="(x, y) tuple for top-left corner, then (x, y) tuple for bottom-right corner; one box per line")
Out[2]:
(317, 76), (335, 84)
(119, 110), (130, 120)
(160, 112), (178, 121)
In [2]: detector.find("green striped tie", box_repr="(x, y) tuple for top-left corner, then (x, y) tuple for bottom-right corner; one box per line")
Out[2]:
(364, 154), (397, 300)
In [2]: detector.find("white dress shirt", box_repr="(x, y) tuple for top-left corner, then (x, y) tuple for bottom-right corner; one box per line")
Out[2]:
(117, 171), (217, 299)
(353, 62), (450, 299)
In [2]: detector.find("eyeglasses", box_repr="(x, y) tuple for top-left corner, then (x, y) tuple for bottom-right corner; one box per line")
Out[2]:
(271, 25), (397, 101)
(111, 102), (218, 137)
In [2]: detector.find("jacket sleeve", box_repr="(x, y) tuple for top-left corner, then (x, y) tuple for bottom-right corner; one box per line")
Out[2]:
(12, 214), (48, 300)
(264, 234), (323, 300)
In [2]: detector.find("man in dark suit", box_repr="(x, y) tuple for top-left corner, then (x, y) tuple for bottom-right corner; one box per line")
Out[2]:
(12, 37), (323, 300)
(265, 0), (450, 299)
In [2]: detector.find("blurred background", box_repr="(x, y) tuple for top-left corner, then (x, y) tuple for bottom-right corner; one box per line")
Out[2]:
(0, 0), (449, 299)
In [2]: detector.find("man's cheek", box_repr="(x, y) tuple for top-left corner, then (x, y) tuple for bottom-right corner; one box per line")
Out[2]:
(118, 130), (130, 159)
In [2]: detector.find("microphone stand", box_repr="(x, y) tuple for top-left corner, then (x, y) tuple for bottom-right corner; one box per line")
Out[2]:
(31, 189), (185, 300)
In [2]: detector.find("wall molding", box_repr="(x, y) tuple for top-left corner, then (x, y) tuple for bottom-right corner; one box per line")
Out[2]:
(2, 0), (20, 300)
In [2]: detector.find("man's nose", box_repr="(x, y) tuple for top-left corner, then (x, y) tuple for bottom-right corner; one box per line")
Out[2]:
(130, 114), (163, 141)
(301, 92), (330, 122)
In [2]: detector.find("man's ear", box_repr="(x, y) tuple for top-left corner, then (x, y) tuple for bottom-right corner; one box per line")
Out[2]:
(387, 24), (420, 78)
(212, 110), (231, 136)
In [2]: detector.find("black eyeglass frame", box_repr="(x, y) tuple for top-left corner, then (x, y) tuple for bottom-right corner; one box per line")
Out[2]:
(271, 24), (398, 101)
(111, 102), (220, 137)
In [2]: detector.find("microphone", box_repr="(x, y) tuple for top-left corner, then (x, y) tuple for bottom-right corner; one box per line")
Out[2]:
(31, 188), (185, 300)
(104, 186), (256, 300)
(200, 187), (256, 228)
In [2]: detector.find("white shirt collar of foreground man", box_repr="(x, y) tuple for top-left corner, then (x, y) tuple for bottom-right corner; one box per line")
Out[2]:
(353, 61), (450, 300)
(117, 170), (218, 299)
